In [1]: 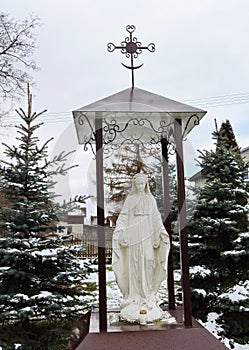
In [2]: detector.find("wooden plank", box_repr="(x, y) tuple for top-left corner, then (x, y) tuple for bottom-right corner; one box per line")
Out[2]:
(77, 327), (229, 350)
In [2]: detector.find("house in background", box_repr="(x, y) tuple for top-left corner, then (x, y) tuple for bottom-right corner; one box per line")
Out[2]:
(60, 208), (87, 239)
(242, 146), (249, 180)
(89, 214), (117, 227)
(188, 146), (249, 187)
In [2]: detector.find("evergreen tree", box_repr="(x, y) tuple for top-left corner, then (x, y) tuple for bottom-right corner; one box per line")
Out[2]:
(215, 119), (241, 155)
(188, 120), (249, 344)
(0, 89), (94, 326)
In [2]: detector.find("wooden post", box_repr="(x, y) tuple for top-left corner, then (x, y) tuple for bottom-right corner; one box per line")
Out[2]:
(161, 138), (176, 310)
(174, 119), (192, 327)
(95, 115), (107, 332)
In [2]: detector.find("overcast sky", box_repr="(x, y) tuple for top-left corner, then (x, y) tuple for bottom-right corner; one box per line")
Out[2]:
(1, 0), (249, 212)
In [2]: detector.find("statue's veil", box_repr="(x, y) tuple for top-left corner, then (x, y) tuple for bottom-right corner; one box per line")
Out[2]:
(130, 173), (152, 195)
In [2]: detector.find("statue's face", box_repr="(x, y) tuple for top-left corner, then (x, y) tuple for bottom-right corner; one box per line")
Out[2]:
(134, 178), (146, 192)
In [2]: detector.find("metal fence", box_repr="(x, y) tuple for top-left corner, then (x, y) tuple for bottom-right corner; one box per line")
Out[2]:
(67, 225), (114, 260)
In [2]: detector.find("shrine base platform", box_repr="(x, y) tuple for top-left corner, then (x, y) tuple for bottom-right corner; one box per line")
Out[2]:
(76, 308), (229, 350)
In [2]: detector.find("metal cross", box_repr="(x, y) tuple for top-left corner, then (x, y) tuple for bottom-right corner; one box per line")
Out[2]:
(107, 25), (155, 88)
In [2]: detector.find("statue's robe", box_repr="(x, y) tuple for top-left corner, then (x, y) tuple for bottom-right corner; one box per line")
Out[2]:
(112, 192), (170, 322)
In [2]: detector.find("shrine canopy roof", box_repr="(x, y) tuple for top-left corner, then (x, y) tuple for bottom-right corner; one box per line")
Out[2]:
(72, 87), (206, 146)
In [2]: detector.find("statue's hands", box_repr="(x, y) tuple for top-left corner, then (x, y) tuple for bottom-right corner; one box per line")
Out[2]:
(120, 240), (128, 247)
(153, 238), (161, 249)
(117, 230), (128, 247)
(161, 232), (170, 245)
(154, 231), (170, 248)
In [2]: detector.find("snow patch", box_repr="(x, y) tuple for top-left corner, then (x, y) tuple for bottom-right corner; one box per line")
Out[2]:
(222, 250), (246, 256)
(219, 281), (249, 302)
(194, 288), (207, 297)
(190, 265), (212, 277)
(14, 344), (22, 349)
(13, 293), (29, 301)
(200, 312), (249, 350)
(31, 291), (53, 299)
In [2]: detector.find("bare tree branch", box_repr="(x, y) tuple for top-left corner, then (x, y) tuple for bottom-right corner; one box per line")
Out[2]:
(0, 12), (40, 116)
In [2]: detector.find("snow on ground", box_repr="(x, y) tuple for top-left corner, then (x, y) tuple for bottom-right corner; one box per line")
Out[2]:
(87, 264), (182, 310)
(200, 313), (249, 350)
(106, 267), (123, 309)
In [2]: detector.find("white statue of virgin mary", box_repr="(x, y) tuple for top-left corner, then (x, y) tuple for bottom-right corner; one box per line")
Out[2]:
(112, 173), (170, 323)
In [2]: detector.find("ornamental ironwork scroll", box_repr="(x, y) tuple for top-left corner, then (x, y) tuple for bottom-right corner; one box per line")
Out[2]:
(107, 25), (155, 88)
(182, 114), (200, 140)
(103, 114), (174, 146)
(74, 111), (200, 158)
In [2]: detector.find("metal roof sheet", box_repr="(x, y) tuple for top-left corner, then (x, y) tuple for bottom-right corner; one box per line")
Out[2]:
(73, 87), (206, 114)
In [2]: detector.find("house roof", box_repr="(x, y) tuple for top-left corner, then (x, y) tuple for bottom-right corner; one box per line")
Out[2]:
(241, 146), (249, 153)
(188, 170), (202, 182)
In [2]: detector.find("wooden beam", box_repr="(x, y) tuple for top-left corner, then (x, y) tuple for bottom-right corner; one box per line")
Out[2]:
(95, 115), (107, 332)
(161, 138), (176, 310)
(174, 119), (192, 327)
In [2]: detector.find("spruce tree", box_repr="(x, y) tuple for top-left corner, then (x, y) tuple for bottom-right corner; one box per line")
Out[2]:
(215, 119), (241, 155)
(0, 89), (94, 326)
(188, 120), (249, 344)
